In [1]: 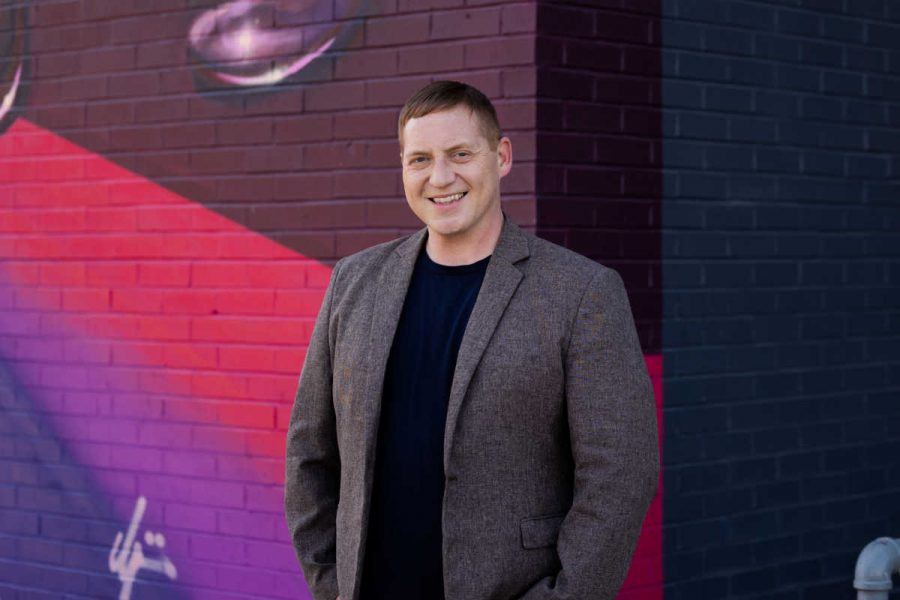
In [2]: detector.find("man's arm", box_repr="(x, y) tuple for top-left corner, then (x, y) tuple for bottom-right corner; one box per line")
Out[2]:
(521, 268), (660, 600)
(285, 260), (344, 600)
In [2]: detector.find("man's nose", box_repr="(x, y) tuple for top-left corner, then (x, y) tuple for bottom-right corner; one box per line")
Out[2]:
(428, 157), (455, 187)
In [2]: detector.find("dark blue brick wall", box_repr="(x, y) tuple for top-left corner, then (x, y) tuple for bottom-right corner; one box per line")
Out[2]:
(662, 1), (900, 598)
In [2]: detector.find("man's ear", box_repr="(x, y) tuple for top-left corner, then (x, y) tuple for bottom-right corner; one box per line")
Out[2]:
(497, 136), (513, 178)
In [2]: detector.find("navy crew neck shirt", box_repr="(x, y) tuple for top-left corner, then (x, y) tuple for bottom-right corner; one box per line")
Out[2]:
(360, 246), (491, 600)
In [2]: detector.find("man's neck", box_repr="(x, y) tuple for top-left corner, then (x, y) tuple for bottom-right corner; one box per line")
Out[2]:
(425, 211), (503, 267)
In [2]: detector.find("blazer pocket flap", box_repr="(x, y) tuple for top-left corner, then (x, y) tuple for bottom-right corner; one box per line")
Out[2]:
(520, 513), (565, 549)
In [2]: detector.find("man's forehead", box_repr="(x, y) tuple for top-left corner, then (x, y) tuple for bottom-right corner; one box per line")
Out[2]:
(403, 136), (481, 154)
(401, 109), (488, 153)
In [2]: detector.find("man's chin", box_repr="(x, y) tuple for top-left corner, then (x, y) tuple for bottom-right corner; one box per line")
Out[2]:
(425, 219), (467, 239)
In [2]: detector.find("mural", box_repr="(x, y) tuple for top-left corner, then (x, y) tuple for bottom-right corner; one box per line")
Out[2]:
(0, 0), (28, 134)
(109, 496), (178, 600)
(1, 116), (329, 598)
(189, 0), (352, 89)
(0, 1), (663, 598)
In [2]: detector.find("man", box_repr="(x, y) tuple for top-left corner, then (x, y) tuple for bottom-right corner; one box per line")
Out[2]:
(285, 81), (659, 600)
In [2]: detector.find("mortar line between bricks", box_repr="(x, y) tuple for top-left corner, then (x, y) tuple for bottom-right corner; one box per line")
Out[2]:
(665, 7), (890, 30)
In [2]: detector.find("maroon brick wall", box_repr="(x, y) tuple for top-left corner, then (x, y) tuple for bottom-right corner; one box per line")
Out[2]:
(535, 0), (662, 353)
(25, 0), (541, 262)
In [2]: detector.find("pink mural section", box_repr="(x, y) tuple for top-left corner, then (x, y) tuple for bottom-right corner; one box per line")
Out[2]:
(622, 353), (663, 600)
(0, 117), (662, 598)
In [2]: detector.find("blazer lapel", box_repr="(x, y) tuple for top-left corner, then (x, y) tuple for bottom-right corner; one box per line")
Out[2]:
(442, 215), (530, 468)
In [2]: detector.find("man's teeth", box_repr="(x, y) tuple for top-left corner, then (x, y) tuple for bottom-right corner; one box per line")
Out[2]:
(431, 192), (465, 204)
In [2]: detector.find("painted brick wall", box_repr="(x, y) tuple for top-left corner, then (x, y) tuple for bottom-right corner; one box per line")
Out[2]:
(0, 1), (663, 599)
(0, 124), (331, 599)
(535, 0), (663, 354)
(532, 4), (665, 599)
(23, 0), (539, 258)
(661, 1), (900, 598)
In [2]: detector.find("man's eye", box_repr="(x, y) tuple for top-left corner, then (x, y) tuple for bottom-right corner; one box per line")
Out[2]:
(455, 151), (470, 158)
(411, 156), (428, 164)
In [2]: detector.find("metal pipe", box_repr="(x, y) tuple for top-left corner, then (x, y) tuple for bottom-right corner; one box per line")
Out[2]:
(854, 537), (900, 600)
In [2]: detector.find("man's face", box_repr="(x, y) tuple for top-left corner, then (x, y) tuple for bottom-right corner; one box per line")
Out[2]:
(400, 106), (512, 244)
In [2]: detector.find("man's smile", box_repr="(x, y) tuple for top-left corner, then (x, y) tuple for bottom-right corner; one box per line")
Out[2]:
(428, 191), (467, 205)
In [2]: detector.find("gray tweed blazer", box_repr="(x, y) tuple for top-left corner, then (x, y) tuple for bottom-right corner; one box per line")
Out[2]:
(285, 214), (659, 600)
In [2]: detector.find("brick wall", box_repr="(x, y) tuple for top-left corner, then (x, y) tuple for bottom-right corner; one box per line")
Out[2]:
(661, 1), (900, 598)
(24, 0), (539, 260)
(535, 0), (663, 354)
(10, 0), (894, 599)
(0, 123), (329, 598)
(532, 4), (664, 598)
(0, 1), (663, 599)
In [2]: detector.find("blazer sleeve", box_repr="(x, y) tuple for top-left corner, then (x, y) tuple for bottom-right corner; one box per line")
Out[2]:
(284, 259), (343, 600)
(520, 267), (660, 600)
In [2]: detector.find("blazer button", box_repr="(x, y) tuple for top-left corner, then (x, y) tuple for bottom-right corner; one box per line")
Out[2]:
(446, 474), (458, 482)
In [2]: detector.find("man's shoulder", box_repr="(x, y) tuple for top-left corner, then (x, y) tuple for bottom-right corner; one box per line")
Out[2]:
(520, 228), (616, 284)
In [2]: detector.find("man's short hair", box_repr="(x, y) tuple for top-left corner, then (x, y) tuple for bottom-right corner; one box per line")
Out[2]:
(398, 80), (502, 148)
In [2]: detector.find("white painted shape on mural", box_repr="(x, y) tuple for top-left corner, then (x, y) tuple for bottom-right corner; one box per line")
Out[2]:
(0, 63), (21, 122)
(109, 496), (178, 600)
(188, 0), (337, 86)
